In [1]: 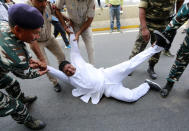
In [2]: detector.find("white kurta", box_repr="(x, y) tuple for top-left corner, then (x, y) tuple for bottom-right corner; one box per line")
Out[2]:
(48, 31), (163, 104)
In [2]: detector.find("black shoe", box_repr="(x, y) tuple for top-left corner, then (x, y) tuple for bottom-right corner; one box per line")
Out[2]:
(54, 83), (61, 92)
(160, 86), (173, 98)
(22, 96), (37, 104)
(19, 93), (37, 104)
(153, 30), (176, 49)
(128, 72), (133, 76)
(145, 79), (161, 91)
(147, 68), (158, 80)
(24, 116), (46, 130)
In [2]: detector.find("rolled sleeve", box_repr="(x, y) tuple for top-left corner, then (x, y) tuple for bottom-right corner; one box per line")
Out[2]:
(12, 67), (40, 79)
(55, 0), (65, 9)
(139, 0), (148, 8)
(87, 0), (95, 18)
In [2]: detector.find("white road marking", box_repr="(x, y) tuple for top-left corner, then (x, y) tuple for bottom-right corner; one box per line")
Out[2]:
(93, 29), (139, 36)
(56, 29), (139, 39)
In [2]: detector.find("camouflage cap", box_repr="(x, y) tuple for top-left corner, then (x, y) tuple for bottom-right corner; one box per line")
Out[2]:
(8, 3), (44, 29)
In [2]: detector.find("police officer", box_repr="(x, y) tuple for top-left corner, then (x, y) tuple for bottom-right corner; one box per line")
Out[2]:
(55, 0), (95, 65)
(128, 0), (184, 79)
(155, 3), (189, 97)
(0, 4), (47, 129)
(26, 0), (66, 92)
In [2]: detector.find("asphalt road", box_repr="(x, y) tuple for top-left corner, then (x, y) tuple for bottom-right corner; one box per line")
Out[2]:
(1, 28), (189, 131)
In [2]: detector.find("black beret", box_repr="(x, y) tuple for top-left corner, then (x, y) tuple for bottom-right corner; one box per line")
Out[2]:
(8, 3), (44, 29)
(59, 60), (71, 71)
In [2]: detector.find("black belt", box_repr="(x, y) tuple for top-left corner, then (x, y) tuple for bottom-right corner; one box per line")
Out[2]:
(111, 5), (120, 7)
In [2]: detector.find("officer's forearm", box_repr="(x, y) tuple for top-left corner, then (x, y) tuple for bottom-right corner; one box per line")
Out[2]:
(12, 68), (40, 79)
(139, 7), (147, 30)
(77, 17), (93, 35)
(55, 8), (68, 29)
(30, 41), (46, 63)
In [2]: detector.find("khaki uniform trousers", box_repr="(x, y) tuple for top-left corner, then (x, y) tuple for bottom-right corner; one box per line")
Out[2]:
(73, 24), (95, 65)
(38, 37), (65, 86)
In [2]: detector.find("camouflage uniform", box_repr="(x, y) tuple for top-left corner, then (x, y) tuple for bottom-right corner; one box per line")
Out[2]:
(164, 3), (189, 82)
(129, 0), (179, 65)
(0, 21), (40, 123)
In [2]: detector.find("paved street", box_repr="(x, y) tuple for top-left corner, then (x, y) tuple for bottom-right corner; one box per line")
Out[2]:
(1, 28), (189, 131)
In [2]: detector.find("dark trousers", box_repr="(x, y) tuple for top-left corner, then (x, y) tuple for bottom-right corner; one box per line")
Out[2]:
(52, 20), (69, 46)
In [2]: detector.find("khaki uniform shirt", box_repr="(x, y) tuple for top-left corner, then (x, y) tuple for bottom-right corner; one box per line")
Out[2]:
(26, 0), (53, 42)
(55, 0), (95, 25)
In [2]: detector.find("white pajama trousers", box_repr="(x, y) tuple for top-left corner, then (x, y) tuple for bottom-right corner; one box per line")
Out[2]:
(103, 45), (163, 102)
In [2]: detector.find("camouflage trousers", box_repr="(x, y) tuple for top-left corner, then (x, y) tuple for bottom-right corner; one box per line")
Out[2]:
(167, 38), (189, 82)
(129, 28), (164, 65)
(0, 73), (29, 124)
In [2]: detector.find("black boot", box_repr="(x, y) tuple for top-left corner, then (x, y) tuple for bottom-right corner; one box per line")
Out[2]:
(147, 63), (158, 80)
(19, 93), (37, 104)
(145, 79), (161, 91)
(160, 81), (174, 98)
(128, 72), (133, 76)
(24, 116), (46, 130)
(54, 83), (61, 92)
